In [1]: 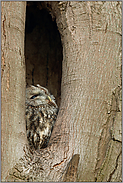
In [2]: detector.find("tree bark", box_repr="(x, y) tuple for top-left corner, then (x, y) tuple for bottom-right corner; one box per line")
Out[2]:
(1, 2), (27, 181)
(2, 1), (122, 182)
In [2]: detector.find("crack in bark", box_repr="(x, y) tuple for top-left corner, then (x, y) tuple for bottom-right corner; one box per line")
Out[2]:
(95, 85), (122, 179)
(112, 137), (122, 143)
(1, 52), (6, 78)
(94, 114), (112, 177)
(107, 150), (122, 182)
(52, 159), (65, 169)
(2, 15), (7, 78)
(3, 15), (6, 40)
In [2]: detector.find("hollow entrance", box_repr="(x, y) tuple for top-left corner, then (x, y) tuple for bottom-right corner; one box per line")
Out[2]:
(25, 2), (62, 107)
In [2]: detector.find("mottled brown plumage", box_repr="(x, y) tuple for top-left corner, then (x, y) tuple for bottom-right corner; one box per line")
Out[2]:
(26, 84), (58, 150)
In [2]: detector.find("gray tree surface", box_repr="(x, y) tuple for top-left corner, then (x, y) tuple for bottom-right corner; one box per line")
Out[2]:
(1, 1), (122, 182)
(1, 1), (27, 181)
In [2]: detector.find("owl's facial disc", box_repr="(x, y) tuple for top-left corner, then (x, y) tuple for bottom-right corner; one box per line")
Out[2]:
(31, 93), (47, 104)
(29, 92), (57, 107)
(26, 85), (58, 108)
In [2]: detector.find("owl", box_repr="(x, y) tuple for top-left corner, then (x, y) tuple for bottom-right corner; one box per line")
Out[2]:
(26, 84), (58, 150)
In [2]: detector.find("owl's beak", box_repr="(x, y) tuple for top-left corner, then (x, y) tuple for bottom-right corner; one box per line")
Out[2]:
(47, 96), (57, 108)
(47, 96), (51, 102)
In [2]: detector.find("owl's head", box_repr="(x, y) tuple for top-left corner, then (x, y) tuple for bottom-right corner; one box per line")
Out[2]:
(26, 84), (58, 109)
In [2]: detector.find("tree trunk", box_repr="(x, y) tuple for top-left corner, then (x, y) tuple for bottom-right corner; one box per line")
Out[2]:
(1, 1), (27, 181)
(2, 1), (122, 182)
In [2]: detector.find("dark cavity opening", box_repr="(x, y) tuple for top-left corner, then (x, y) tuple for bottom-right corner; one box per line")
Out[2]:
(25, 2), (62, 107)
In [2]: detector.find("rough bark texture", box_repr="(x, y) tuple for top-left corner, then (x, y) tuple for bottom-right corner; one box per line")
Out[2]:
(49, 1), (122, 181)
(2, 1), (122, 182)
(1, 2), (27, 181)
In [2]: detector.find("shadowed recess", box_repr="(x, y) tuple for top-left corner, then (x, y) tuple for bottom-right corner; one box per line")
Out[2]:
(25, 2), (63, 107)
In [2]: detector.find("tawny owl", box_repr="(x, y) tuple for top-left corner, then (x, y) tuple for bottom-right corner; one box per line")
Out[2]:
(26, 84), (58, 150)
